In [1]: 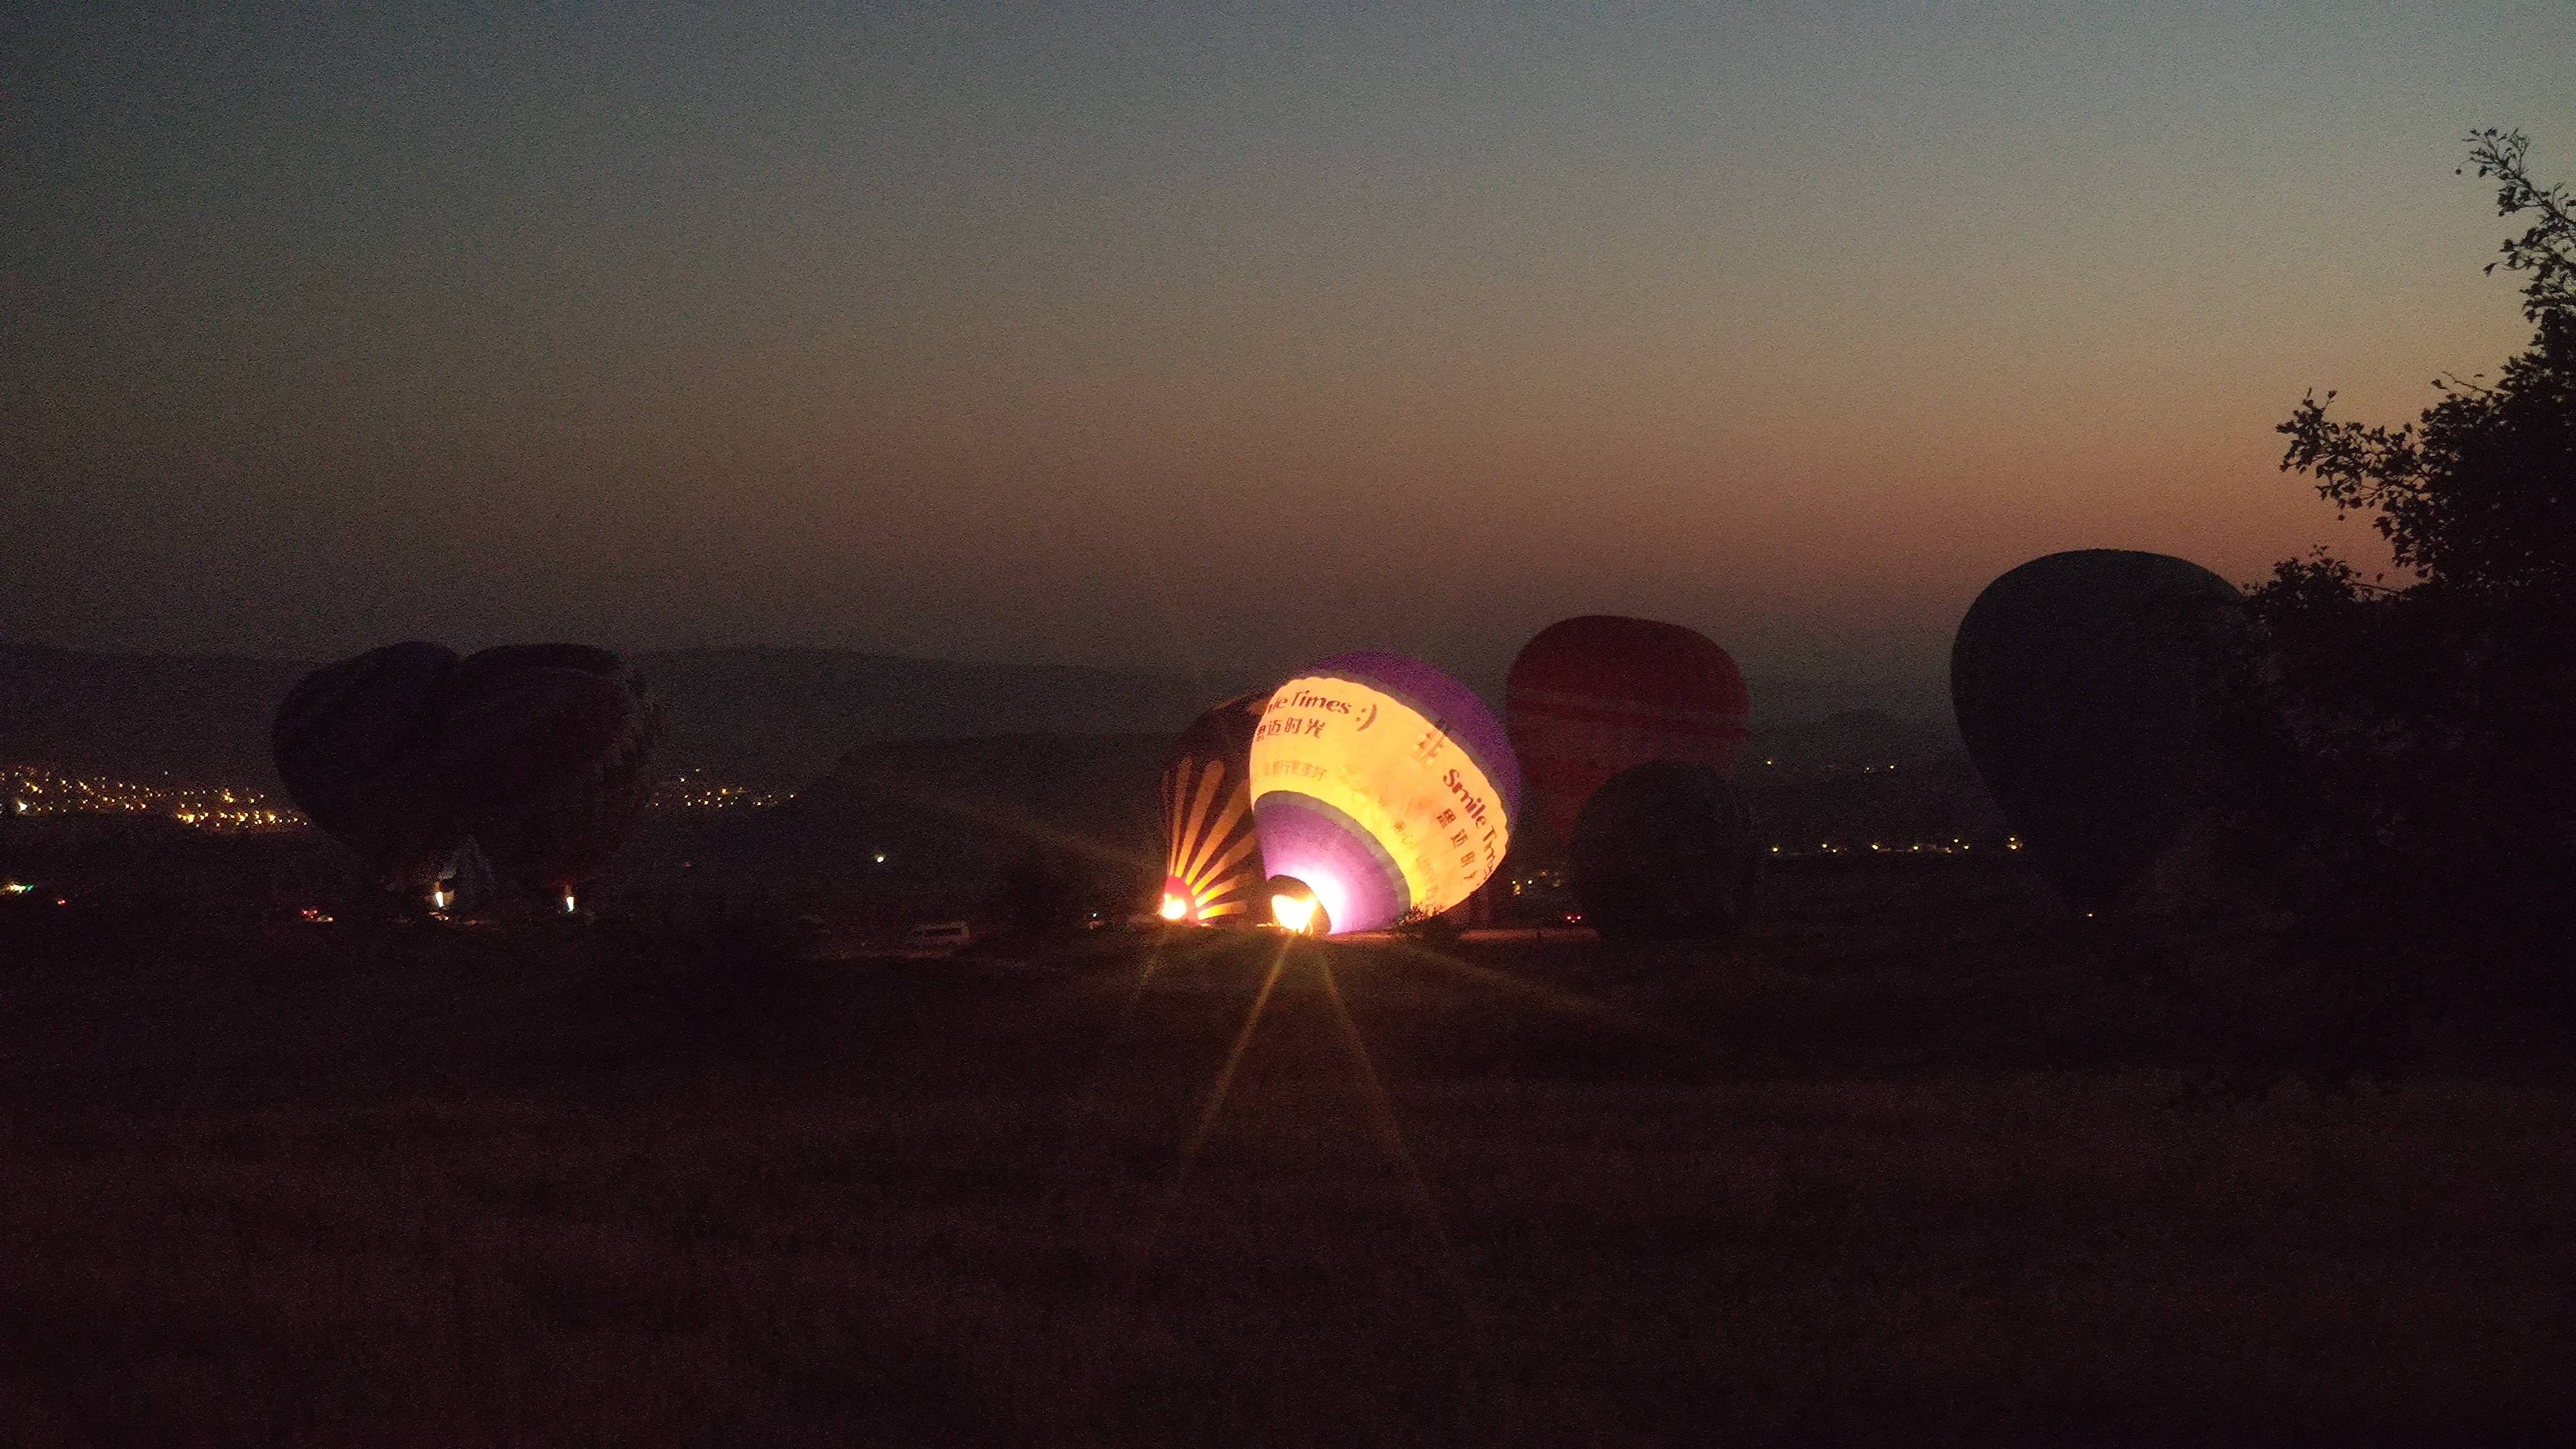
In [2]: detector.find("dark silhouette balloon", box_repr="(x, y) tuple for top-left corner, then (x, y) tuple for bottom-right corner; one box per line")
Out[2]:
(435, 645), (662, 899)
(1249, 651), (1520, 935)
(1567, 761), (1759, 940)
(272, 641), (464, 888)
(1158, 692), (1269, 924)
(1506, 616), (1750, 849)
(1950, 549), (2246, 909)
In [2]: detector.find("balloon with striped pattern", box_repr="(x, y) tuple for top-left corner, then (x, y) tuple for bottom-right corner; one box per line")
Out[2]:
(1157, 692), (1269, 924)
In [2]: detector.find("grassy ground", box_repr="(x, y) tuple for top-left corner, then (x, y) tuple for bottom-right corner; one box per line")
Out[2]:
(3, 869), (2571, 1445)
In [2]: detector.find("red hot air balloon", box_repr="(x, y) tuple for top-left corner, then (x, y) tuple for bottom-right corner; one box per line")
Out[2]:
(434, 645), (663, 903)
(1505, 616), (1750, 849)
(1158, 692), (1269, 925)
(272, 641), (466, 890)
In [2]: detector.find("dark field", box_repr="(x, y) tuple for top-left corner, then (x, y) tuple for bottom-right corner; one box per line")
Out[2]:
(4, 871), (2572, 1446)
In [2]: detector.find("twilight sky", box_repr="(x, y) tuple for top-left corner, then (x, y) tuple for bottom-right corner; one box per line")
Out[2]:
(6, 2), (2571, 694)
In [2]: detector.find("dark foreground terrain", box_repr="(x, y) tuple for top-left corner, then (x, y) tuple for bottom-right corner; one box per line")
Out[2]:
(3, 871), (2572, 1446)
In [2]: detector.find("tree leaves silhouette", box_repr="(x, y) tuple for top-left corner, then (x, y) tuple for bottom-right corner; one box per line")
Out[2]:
(2225, 130), (2575, 1079)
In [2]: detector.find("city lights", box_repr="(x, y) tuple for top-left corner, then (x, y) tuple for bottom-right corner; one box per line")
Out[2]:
(2, 765), (302, 832)
(4, 764), (791, 829)
(1764, 837), (1991, 860)
(651, 770), (793, 814)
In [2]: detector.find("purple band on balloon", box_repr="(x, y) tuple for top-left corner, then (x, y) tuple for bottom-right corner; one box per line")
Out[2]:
(1251, 791), (1410, 934)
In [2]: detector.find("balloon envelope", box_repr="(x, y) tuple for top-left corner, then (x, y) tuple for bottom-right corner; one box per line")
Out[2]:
(1949, 549), (2245, 908)
(1249, 651), (1520, 934)
(272, 641), (463, 886)
(1568, 762), (1759, 940)
(436, 645), (662, 892)
(1506, 616), (1750, 848)
(1159, 692), (1269, 923)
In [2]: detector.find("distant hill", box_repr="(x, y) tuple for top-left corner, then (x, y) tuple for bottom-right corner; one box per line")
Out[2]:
(635, 648), (1222, 788)
(3, 639), (1969, 800)
(0, 643), (308, 788)
(1745, 709), (1963, 772)
(0, 641), (1223, 791)
(1740, 673), (1953, 734)
(773, 732), (1171, 881)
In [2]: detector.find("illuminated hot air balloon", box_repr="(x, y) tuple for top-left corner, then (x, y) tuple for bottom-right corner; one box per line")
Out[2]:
(1568, 762), (1759, 940)
(1157, 692), (1269, 924)
(435, 644), (663, 904)
(1248, 651), (1520, 935)
(1950, 549), (2247, 909)
(272, 641), (465, 890)
(1506, 616), (1750, 850)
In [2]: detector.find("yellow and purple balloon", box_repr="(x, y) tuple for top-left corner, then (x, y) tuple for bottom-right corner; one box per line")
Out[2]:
(1247, 650), (1520, 935)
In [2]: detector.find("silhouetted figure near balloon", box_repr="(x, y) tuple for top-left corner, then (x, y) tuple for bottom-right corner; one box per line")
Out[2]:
(1568, 761), (1759, 940)
(1950, 550), (2248, 912)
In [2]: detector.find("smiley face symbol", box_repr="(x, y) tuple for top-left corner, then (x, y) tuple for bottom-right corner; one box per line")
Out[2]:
(1354, 702), (1378, 731)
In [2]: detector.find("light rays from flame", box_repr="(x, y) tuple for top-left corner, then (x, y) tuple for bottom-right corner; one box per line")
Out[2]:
(1368, 933), (1730, 1066)
(1114, 934), (1293, 1303)
(1316, 958), (1481, 1333)
(1092, 925), (1710, 1423)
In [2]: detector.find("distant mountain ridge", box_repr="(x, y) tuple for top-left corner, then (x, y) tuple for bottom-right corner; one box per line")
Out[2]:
(0, 642), (310, 788)
(2, 639), (1959, 793)
(0, 641), (1225, 791)
(638, 648), (1228, 787)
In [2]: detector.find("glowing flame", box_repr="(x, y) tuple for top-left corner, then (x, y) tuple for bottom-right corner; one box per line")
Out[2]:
(561, 890), (578, 914)
(1158, 893), (1190, 922)
(1271, 889), (1322, 935)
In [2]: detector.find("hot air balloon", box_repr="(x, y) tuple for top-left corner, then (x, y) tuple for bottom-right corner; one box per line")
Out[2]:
(1950, 549), (2247, 909)
(435, 644), (663, 905)
(1248, 650), (1520, 935)
(272, 641), (466, 891)
(1568, 761), (1759, 940)
(1157, 692), (1269, 924)
(1506, 616), (1750, 851)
